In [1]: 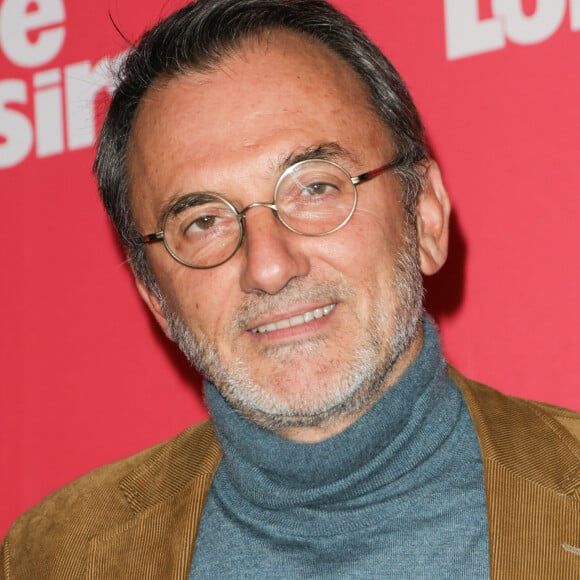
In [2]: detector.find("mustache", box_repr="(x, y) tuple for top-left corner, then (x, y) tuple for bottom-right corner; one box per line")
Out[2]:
(232, 277), (354, 331)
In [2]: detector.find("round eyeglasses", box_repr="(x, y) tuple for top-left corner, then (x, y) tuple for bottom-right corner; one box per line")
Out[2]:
(140, 158), (397, 269)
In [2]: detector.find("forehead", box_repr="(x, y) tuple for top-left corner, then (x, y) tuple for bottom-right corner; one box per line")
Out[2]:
(127, 31), (394, 219)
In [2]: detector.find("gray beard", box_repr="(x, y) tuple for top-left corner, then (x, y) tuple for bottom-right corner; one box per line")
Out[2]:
(161, 227), (424, 432)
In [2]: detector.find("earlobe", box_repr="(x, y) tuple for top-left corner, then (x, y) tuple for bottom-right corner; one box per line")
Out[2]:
(135, 279), (174, 341)
(415, 160), (451, 276)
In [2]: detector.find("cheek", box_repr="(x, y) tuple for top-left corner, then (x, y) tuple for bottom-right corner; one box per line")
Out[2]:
(354, 200), (404, 237)
(327, 208), (403, 275)
(149, 258), (237, 340)
(340, 212), (412, 319)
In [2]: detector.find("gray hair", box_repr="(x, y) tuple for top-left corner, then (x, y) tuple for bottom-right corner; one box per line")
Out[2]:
(94, 0), (428, 290)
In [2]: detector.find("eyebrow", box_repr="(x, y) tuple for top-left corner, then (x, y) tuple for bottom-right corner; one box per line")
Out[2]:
(277, 142), (359, 172)
(166, 192), (219, 217)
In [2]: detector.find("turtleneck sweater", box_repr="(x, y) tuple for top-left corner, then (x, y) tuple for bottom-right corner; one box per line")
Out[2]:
(190, 318), (489, 578)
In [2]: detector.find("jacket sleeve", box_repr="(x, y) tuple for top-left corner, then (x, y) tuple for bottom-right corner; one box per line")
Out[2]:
(1, 535), (12, 580)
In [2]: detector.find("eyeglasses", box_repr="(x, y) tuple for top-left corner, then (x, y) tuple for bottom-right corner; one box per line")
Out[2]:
(140, 158), (397, 269)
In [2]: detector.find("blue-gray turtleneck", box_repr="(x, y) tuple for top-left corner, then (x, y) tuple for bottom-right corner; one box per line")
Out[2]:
(190, 318), (489, 578)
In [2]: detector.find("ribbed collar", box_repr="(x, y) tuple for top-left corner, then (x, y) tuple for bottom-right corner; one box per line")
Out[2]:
(204, 317), (463, 533)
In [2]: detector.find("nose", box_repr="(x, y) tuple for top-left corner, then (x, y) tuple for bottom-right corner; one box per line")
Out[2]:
(239, 205), (310, 295)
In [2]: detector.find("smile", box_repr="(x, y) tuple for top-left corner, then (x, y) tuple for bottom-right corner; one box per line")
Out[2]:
(250, 304), (336, 334)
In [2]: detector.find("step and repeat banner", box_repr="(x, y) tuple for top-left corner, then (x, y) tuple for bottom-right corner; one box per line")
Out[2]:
(1, 0), (579, 535)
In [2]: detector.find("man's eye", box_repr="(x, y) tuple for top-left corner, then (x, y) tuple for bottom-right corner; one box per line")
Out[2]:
(302, 182), (337, 196)
(187, 214), (219, 232)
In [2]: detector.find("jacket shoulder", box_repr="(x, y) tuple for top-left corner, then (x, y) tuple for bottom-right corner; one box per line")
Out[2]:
(1, 420), (221, 579)
(449, 366), (580, 491)
(449, 366), (580, 436)
(529, 399), (580, 440)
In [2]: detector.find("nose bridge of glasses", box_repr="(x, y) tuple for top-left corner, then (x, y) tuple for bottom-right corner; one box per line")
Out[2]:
(239, 200), (278, 218)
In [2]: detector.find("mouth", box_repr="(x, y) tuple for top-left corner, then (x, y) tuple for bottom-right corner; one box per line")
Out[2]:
(250, 303), (336, 334)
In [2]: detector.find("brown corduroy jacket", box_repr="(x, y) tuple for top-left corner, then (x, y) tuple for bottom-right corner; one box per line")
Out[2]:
(2, 368), (580, 579)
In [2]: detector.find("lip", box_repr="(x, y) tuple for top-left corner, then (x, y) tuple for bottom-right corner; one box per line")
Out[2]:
(249, 303), (336, 334)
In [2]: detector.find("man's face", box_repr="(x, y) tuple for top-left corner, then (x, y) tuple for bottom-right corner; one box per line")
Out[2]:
(128, 32), (430, 439)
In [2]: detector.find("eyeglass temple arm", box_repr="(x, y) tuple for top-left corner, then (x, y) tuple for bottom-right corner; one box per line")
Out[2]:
(351, 162), (395, 186)
(142, 232), (164, 244)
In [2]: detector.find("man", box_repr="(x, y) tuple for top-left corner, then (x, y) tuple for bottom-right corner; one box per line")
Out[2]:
(2, 0), (580, 578)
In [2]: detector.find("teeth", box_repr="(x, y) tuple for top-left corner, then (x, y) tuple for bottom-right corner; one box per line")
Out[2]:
(251, 304), (336, 334)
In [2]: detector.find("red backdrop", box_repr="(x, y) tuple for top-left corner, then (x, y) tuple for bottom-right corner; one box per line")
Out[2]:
(2, 0), (579, 537)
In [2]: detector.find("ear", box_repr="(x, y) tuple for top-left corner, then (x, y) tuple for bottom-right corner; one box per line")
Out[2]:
(415, 160), (451, 276)
(135, 278), (174, 341)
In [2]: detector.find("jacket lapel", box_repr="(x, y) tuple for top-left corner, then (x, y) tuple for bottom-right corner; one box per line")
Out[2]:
(451, 368), (580, 579)
(86, 421), (221, 579)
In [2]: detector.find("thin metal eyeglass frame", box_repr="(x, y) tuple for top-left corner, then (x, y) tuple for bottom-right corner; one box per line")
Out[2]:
(140, 158), (397, 269)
